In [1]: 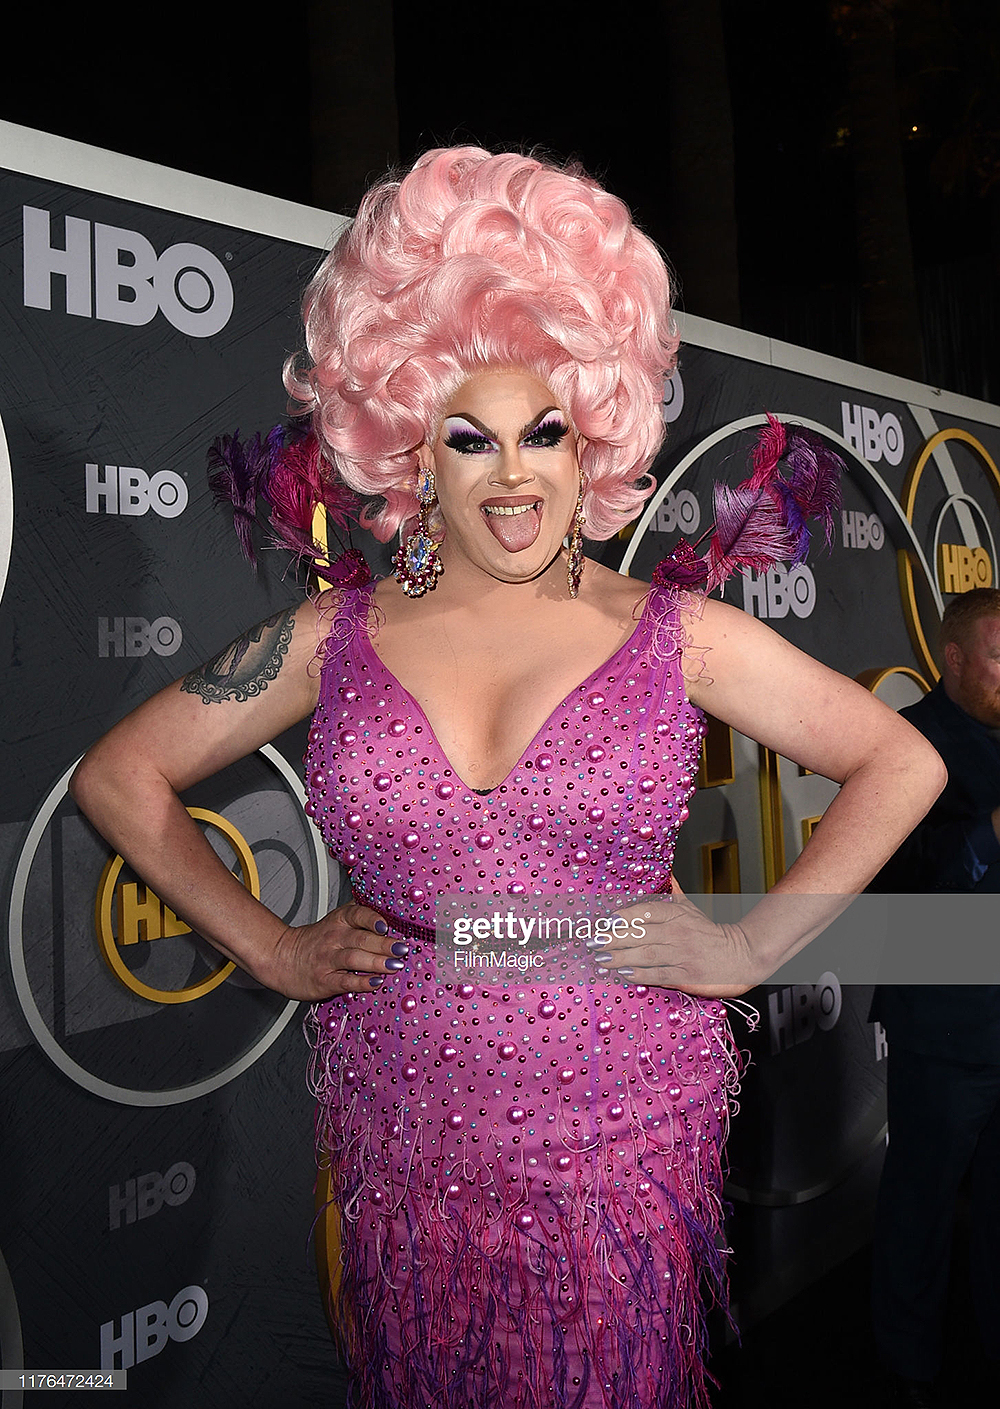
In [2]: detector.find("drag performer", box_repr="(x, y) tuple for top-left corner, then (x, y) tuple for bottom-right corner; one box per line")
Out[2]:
(70, 147), (944, 1408)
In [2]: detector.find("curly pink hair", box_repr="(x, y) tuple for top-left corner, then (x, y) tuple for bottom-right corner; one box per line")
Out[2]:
(284, 147), (679, 542)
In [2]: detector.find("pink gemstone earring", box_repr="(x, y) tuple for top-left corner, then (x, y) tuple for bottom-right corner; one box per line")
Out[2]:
(393, 464), (444, 597)
(566, 476), (586, 598)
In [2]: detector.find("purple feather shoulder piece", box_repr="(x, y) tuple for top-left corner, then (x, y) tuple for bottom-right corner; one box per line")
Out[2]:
(208, 423), (368, 585)
(653, 415), (842, 592)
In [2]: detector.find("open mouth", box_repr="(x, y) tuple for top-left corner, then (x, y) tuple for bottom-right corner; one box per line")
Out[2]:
(480, 498), (543, 552)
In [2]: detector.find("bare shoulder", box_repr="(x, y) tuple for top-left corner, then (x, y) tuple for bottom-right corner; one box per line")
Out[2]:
(581, 561), (650, 623)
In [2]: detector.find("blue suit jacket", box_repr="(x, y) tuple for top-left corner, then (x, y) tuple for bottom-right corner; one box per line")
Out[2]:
(869, 683), (1000, 1062)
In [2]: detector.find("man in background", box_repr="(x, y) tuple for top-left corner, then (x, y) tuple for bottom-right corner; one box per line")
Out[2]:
(871, 588), (1000, 1407)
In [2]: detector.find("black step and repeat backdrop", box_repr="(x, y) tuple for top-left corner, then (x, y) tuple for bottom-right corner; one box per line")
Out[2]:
(3, 121), (1000, 1403)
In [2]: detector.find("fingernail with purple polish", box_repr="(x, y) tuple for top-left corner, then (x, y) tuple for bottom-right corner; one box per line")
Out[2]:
(384, 958), (405, 972)
(391, 942), (410, 958)
(369, 976), (385, 988)
(616, 967), (634, 977)
(374, 919), (388, 936)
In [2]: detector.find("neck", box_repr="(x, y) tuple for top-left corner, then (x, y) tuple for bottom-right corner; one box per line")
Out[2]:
(430, 544), (576, 612)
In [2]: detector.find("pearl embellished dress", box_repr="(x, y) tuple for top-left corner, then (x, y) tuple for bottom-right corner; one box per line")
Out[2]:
(304, 567), (739, 1409)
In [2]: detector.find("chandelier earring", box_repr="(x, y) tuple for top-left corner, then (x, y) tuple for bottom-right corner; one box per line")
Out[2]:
(566, 476), (586, 599)
(393, 463), (445, 597)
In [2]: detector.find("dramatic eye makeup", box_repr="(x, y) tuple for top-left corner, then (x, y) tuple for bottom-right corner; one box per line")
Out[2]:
(442, 417), (498, 455)
(521, 411), (569, 448)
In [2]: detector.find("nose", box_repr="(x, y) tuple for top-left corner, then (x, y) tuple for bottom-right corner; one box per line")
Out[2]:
(488, 446), (536, 489)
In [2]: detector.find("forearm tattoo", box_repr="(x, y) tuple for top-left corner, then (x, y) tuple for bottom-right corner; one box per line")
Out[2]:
(181, 607), (297, 704)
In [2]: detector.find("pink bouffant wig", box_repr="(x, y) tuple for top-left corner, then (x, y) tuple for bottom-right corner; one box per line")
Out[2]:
(284, 147), (679, 542)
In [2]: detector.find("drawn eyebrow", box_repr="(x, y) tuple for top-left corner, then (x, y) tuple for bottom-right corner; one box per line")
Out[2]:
(444, 413), (498, 440)
(520, 406), (564, 438)
(443, 406), (567, 442)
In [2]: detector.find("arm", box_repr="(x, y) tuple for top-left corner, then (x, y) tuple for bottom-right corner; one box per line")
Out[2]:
(603, 596), (947, 995)
(872, 736), (1000, 891)
(70, 599), (400, 999)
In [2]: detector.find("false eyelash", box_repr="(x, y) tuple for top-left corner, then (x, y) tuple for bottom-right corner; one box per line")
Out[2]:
(523, 416), (569, 448)
(443, 427), (497, 454)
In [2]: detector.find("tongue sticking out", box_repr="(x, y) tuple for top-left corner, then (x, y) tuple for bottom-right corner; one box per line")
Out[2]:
(483, 503), (542, 553)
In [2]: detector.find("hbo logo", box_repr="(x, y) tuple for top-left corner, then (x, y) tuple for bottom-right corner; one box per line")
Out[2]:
(86, 464), (188, 518)
(741, 564), (816, 620)
(108, 1162), (196, 1232)
(841, 401), (905, 466)
(100, 1285), (208, 1371)
(654, 488), (701, 536)
(660, 370), (685, 424)
(841, 510), (885, 550)
(98, 616), (182, 658)
(23, 206), (233, 338)
(768, 972), (843, 1056)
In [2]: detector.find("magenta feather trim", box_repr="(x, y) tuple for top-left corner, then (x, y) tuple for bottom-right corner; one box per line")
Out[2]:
(208, 423), (361, 578)
(655, 415), (843, 592)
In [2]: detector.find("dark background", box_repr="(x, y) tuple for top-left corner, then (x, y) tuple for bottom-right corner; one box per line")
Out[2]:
(5, 0), (1000, 400)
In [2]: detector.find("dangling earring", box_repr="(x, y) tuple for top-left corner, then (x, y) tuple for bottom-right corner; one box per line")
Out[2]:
(393, 463), (444, 597)
(566, 476), (586, 598)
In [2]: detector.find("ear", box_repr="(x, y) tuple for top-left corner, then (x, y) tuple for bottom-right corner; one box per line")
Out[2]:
(943, 639), (963, 675)
(415, 443), (434, 473)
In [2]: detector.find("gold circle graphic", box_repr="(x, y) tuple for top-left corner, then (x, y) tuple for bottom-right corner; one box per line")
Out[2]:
(855, 665), (932, 697)
(95, 808), (260, 1004)
(898, 429), (1000, 682)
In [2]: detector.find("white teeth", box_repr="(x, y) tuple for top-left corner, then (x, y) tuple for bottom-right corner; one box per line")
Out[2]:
(483, 503), (538, 516)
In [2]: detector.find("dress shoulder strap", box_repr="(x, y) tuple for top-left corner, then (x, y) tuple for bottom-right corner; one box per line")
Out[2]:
(644, 557), (708, 676)
(312, 579), (380, 672)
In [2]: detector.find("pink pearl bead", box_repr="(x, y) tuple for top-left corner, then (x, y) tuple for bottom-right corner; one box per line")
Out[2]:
(402, 1064), (418, 1081)
(506, 1106), (527, 1125)
(498, 1042), (517, 1060)
(400, 995), (417, 1013)
(557, 1068), (575, 1085)
(554, 1154), (573, 1171)
(373, 774), (392, 791)
(447, 1112), (464, 1130)
(516, 1211), (535, 1230)
(607, 1103), (625, 1121)
(538, 1001), (556, 1019)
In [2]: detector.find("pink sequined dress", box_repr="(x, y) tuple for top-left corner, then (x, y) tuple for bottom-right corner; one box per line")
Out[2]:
(303, 567), (739, 1409)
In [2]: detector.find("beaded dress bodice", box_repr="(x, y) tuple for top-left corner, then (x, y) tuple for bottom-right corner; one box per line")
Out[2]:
(303, 577), (704, 923)
(303, 574), (735, 1409)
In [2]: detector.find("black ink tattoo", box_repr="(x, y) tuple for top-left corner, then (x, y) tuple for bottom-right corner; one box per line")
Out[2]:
(181, 607), (296, 704)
